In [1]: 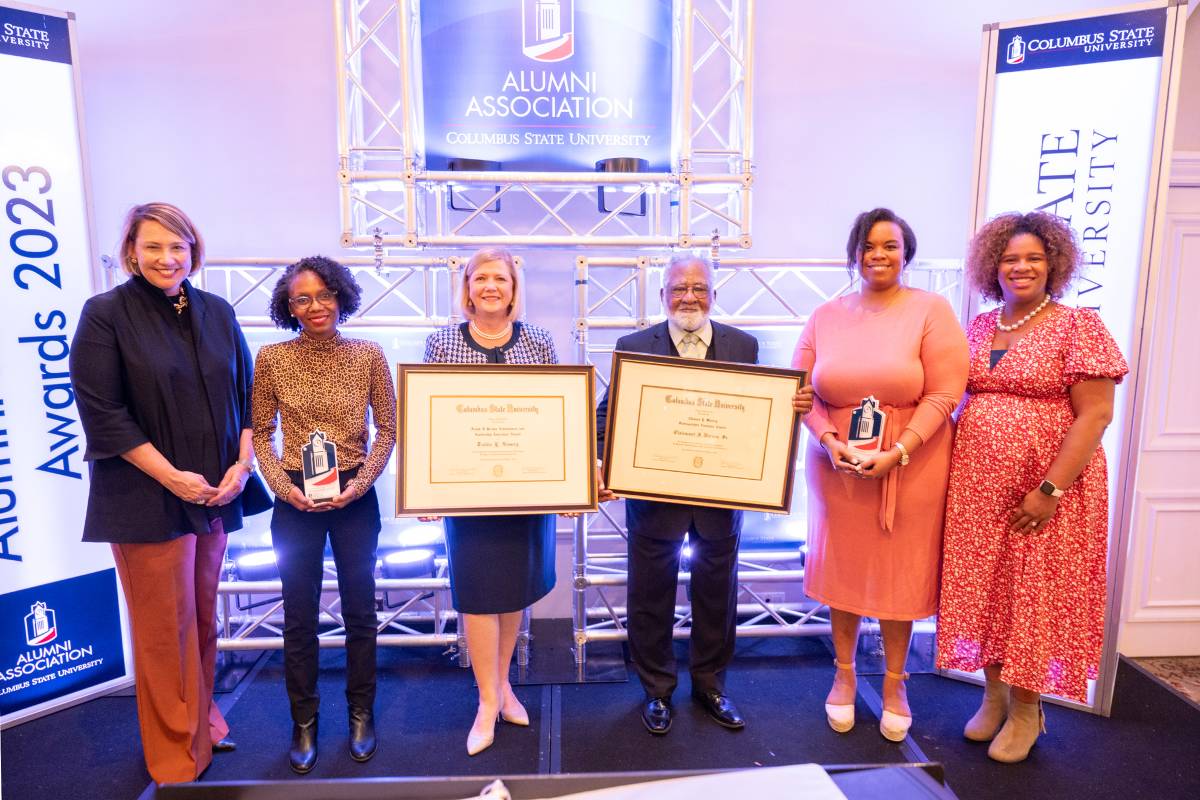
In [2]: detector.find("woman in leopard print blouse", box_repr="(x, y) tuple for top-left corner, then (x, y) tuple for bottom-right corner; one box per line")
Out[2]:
(252, 256), (396, 773)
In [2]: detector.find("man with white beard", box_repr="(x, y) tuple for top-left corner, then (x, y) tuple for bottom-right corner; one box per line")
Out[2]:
(596, 254), (813, 735)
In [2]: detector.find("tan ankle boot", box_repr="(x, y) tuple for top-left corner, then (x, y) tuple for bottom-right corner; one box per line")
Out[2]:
(987, 698), (1046, 763)
(964, 680), (1009, 741)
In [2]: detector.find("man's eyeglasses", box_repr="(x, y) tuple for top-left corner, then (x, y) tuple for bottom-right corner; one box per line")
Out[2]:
(668, 284), (710, 299)
(289, 290), (338, 309)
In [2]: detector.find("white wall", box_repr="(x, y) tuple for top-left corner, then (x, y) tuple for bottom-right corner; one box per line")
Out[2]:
(51, 1), (1198, 630)
(61, 0), (1155, 264)
(69, 1), (339, 257)
(1172, 8), (1200, 151)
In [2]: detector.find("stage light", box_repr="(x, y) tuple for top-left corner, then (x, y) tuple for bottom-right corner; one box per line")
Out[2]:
(234, 549), (279, 582)
(393, 523), (443, 549)
(225, 525), (272, 551)
(595, 157), (648, 216)
(381, 548), (436, 579)
(447, 157), (502, 212)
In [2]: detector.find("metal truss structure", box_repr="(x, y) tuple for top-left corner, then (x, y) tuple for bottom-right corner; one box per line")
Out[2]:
(157, 255), (961, 666)
(334, 0), (756, 249)
(92, 0), (968, 668)
(570, 256), (964, 664)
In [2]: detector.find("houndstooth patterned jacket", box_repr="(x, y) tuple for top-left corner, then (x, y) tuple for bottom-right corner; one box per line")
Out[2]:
(423, 321), (558, 365)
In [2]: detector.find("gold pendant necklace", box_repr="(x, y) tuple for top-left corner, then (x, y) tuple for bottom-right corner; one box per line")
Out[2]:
(172, 285), (188, 316)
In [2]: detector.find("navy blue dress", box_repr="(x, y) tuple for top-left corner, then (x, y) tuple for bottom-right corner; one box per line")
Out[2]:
(423, 322), (558, 614)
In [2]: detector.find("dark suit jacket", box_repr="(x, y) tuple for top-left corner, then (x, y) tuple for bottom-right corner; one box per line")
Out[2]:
(595, 320), (759, 542)
(70, 276), (270, 543)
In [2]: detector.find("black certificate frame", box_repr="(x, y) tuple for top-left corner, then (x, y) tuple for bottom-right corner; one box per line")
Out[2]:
(601, 352), (806, 513)
(396, 363), (597, 516)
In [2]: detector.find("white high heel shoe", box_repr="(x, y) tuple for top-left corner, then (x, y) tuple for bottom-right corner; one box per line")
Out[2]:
(500, 692), (530, 727)
(825, 659), (857, 733)
(879, 669), (913, 742)
(466, 711), (498, 756)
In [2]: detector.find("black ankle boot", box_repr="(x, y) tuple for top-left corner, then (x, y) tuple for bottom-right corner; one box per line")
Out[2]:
(289, 714), (318, 774)
(349, 706), (377, 762)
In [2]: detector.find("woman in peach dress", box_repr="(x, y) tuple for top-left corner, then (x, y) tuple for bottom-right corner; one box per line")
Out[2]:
(792, 208), (968, 742)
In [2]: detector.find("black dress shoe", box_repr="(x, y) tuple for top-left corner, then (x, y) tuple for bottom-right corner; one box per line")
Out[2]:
(642, 697), (673, 735)
(211, 737), (237, 753)
(692, 689), (746, 730)
(289, 715), (318, 774)
(348, 706), (377, 762)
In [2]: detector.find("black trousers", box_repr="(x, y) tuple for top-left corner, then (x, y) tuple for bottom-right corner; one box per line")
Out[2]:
(626, 530), (740, 699)
(271, 487), (380, 723)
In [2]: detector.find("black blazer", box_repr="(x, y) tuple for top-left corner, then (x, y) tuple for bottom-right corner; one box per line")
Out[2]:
(595, 320), (759, 542)
(70, 276), (270, 543)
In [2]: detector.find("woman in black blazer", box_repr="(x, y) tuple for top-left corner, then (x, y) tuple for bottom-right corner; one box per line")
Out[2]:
(70, 202), (269, 784)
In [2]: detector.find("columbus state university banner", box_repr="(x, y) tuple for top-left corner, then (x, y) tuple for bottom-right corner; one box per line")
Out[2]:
(419, 0), (674, 171)
(0, 4), (127, 723)
(973, 4), (1182, 511)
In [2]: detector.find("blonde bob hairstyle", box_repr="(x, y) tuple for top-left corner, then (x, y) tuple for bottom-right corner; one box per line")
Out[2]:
(459, 247), (522, 321)
(117, 202), (205, 278)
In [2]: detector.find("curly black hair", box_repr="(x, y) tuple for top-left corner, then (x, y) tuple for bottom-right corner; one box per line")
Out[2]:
(966, 212), (1081, 302)
(845, 208), (917, 275)
(267, 255), (363, 331)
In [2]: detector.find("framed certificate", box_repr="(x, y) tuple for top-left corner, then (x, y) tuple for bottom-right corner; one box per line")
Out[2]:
(397, 364), (598, 516)
(602, 352), (806, 513)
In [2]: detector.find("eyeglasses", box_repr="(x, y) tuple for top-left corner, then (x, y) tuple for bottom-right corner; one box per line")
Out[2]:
(668, 284), (710, 299)
(288, 290), (338, 309)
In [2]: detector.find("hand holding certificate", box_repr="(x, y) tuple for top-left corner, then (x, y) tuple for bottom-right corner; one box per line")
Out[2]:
(602, 352), (806, 513)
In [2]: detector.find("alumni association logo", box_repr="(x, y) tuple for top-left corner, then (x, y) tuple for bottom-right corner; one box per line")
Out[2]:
(24, 602), (57, 646)
(522, 0), (574, 62)
(1006, 34), (1026, 65)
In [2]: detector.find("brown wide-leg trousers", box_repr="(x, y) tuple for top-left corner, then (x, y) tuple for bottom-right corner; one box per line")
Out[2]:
(110, 520), (229, 784)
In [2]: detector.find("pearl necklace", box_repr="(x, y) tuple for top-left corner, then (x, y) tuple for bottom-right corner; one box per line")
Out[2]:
(996, 294), (1050, 332)
(470, 320), (512, 341)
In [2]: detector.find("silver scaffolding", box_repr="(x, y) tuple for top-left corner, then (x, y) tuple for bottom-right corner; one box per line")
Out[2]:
(143, 253), (538, 666)
(571, 256), (965, 664)
(334, 0), (756, 249)
(155, 253), (963, 665)
(110, 0), (972, 666)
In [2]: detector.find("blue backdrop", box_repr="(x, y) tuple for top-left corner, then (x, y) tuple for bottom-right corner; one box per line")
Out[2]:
(420, 0), (673, 171)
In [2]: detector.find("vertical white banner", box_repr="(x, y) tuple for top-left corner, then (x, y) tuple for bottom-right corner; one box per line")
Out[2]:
(978, 6), (1173, 505)
(984, 7), (1168, 360)
(970, 2), (1183, 710)
(0, 4), (128, 724)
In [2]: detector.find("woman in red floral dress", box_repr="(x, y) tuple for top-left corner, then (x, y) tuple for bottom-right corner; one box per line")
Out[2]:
(936, 211), (1127, 763)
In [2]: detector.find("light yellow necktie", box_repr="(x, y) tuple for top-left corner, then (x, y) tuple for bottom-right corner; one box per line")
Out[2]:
(680, 332), (701, 359)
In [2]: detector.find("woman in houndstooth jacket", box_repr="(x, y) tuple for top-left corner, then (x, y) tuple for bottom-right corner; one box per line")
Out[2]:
(423, 247), (558, 756)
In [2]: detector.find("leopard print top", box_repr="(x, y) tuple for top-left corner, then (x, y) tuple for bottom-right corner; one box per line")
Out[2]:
(251, 332), (396, 500)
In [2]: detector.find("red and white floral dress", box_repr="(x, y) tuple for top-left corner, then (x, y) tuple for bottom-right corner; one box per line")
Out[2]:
(936, 305), (1127, 702)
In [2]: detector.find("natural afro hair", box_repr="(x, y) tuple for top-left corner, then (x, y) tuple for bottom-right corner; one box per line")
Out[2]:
(267, 255), (363, 331)
(966, 212), (1081, 302)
